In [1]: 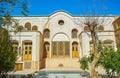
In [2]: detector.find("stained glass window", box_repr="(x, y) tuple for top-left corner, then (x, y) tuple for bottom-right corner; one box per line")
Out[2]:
(52, 41), (70, 57)
(65, 42), (70, 55)
(52, 42), (57, 56)
(58, 42), (63, 55)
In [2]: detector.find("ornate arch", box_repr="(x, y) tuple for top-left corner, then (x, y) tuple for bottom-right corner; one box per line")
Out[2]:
(52, 33), (70, 41)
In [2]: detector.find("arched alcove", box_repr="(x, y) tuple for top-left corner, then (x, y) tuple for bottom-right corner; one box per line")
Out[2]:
(43, 29), (50, 38)
(72, 29), (78, 38)
(32, 25), (38, 31)
(44, 42), (50, 58)
(25, 22), (31, 30)
(52, 33), (70, 57)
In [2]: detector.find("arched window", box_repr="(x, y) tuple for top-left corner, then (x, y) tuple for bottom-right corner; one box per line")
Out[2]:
(22, 40), (32, 60)
(25, 22), (31, 30)
(98, 25), (104, 31)
(84, 26), (90, 31)
(44, 42), (50, 58)
(32, 25), (38, 31)
(44, 29), (50, 38)
(72, 42), (79, 58)
(72, 29), (78, 38)
(52, 41), (70, 57)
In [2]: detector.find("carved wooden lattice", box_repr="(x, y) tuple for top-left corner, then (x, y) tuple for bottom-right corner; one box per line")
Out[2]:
(52, 41), (70, 57)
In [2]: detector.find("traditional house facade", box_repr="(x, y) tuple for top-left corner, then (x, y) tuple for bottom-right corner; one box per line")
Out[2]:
(9, 11), (116, 71)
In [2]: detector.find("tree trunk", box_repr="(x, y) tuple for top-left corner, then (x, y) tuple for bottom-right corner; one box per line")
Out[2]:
(90, 30), (101, 78)
(90, 54), (100, 78)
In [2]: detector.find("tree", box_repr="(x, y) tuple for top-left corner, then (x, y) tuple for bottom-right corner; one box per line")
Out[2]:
(99, 46), (120, 78)
(84, 16), (102, 78)
(76, 15), (112, 78)
(0, 27), (16, 77)
(79, 56), (88, 71)
(0, 0), (30, 77)
(79, 56), (89, 76)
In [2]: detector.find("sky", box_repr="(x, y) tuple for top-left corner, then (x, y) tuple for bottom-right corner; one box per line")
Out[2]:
(11, 0), (120, 16)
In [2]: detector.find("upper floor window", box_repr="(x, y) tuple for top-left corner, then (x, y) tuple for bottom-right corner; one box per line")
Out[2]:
(25, 22), (31, 30)
(18, 26), (23, 31)
(98, 25), (104, 31)
(72, 29), (78, 38)
(32, 25), (38, 31)
(58, 20), (64, 25)
(44, 29), (50, 38)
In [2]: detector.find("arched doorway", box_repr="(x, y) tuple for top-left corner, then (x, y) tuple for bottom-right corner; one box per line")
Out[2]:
(44, 42), (50, 58)
(72, 42), (79, 58)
